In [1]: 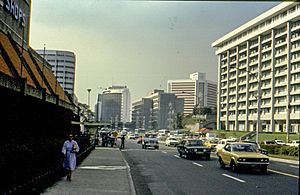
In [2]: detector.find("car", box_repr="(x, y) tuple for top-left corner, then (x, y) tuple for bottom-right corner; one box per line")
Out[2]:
(286, 140), (300, 147)
(274, 140), (286, 145)
(217, 142), (269, 173)
(142, 134), (159, 149)
(204, 140), (218, 152)
(241, 140), (269, 155)
(262, 140), (277, 145)
(177, 139), (211, 160)
(165, 137), (179, 147)
(216, 138), (237, 154)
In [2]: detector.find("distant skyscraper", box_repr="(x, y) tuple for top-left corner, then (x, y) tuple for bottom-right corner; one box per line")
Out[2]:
(36, 50), (76, 95)
(96, 85), (131, 123)
(132, 90), (184, 130)
(167, 72), (217, 115)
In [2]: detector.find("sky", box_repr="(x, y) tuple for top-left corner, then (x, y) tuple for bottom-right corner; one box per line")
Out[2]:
(29, 1), (280, 108)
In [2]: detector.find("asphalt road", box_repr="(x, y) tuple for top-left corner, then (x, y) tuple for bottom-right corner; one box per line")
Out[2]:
(121, 139), (299, 195)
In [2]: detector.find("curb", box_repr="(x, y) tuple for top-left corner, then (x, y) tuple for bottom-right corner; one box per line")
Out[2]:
(269, 157), (299, 165)
(120, 151), (137, 195)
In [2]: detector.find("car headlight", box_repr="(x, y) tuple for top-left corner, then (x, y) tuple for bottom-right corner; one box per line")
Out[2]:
(189, 148), (194, 152)
(264, 158), (269, 162)
(203, 149), (207, 152)
(238, 158), (246, 162)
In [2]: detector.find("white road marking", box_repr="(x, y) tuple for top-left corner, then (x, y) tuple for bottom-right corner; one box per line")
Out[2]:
(192, 162), (203, 167)
(174, 155), (180, 158)
(79, 166), (127, 170)
(222, 174), (246, 183)
(162, 151), (167, 154)
(268, 169), (299, 179)
(289, 165), (299, 169)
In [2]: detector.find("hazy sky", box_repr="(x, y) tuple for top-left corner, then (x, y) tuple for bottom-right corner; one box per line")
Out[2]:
(29, 1), (279, 107)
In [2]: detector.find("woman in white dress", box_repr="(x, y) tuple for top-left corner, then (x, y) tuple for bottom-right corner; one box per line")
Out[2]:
(62, 134), (79, 181)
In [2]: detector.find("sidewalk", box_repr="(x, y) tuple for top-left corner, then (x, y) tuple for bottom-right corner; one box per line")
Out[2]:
(43, 147), (135, 195)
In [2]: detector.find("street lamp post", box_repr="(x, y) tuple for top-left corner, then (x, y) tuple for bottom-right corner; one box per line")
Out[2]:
(87, 88), (91, 108)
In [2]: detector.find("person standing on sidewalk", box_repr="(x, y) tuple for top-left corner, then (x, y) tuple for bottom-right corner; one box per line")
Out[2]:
(120, 135), (125, 149)
(62, 134), (79, 181)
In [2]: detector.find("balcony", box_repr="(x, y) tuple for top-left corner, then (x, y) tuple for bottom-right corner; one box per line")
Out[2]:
(274, 91), (287, 97)
(275, 51), (287, 58)
(275, 41), (287, 48)
(275, 60), (287, 68)
(291, 46), (300, 53)
(262, 46), (272, 53)
(261, 37), (272, 44)
(275, 31), (287, 39)
(291, 57), (300, 64)
(291, 35), (300, 42)
(239, 48), (247, 53)
(249, 52), (258, 58)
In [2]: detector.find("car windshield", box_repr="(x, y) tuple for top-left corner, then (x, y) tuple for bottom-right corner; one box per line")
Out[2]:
(231, 144), (257, 152)
(186, 140), (203, 146)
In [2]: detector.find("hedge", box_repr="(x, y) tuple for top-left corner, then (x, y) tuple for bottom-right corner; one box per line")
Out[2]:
(261, 144), (299, 157)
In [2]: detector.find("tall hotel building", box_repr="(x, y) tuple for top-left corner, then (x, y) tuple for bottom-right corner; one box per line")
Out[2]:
(36, 50), (76, 95)
(167, 72), (217, 115)
(212, 2), (300, 133)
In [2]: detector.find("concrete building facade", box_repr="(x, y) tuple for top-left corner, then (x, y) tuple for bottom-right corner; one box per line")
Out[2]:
(167, 72), (217, 115)
(132, 90), (184, 130)
(36, 50), (76, 95)
(96, 85), (131, 123)
(212, 2), (300, 133)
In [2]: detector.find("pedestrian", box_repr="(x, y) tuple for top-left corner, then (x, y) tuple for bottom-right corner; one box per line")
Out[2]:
(62, 134), (79, 181)
(120, 135), (125, 149)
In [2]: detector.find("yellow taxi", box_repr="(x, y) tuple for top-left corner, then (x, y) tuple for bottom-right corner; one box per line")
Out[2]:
(217, 142), (269, 173)
(204, 140), (218, 152)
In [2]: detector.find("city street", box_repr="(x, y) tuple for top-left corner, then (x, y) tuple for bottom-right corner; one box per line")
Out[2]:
(121, 139), (299, 195)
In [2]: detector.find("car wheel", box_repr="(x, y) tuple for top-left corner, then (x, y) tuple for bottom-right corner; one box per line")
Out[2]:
(260, 166), (267, 173)
(179, 152), (182, 158)
(186, 153), (191, 160)
(206, 155), (211, 160)
(230, 160), (239, 172)
(219, 157), (225, 168)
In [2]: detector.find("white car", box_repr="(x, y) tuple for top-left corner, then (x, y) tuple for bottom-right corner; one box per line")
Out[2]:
(286, 140), (299, 147)
(216, 138), (237, 155)
(165, 137), (179, 147)
(274, 140), (286, 145)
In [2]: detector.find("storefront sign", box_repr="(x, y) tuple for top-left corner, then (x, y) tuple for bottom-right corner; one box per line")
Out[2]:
(0, 0), (26, 27)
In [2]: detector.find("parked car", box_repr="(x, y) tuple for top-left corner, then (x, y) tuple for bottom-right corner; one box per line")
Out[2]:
(262, 140), (277, 145)
(218, 142), (269, 173)
(286, 140), (300, 147)
(274, 140), (286, 145)
(241, 140), (269, 155)
(142, 133), (159, 149)
(165, 137), (179, 147)
(177, 139), (211, 160)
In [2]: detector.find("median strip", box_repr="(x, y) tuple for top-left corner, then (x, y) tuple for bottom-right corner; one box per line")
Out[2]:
(222, 174), (245, 183)
(192, 162), (203, 167)
(268, 169), (299, 179)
